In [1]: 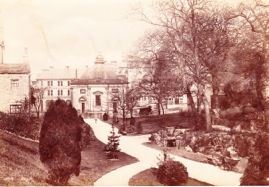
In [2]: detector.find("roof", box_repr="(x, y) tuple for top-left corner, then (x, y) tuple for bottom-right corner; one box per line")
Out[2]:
(71, 77), (128, 85)
(0, 63), (30, 74)
(80, 63), (119, 80)
(36, 67), (86, 80)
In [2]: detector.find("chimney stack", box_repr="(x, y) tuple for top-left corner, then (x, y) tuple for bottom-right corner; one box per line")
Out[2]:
(23, 47), (29, 63)
(0, 27), (4, 64)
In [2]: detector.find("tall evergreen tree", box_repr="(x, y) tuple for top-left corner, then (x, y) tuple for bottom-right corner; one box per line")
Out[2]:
(39, 99), (83, 185)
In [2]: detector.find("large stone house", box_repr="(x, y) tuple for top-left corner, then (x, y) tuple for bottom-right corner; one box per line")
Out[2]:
(36, 54), (128, 117)
(36, 66), (85, 113)
(0, 63), (31, 113)
(71, 54), (128, 118)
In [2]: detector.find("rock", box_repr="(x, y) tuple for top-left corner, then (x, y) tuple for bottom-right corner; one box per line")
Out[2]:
(173, 128), (189, 136)
(234, 158), (248, 173)
(234, 125), (241, 132)
(166, 127), (175, 136)
(185, 145), (193, 152)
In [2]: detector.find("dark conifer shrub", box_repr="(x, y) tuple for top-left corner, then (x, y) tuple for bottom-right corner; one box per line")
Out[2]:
(39, 99), (83, 185)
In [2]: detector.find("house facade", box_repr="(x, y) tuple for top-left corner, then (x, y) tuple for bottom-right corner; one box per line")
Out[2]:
(71, 54), (128, 118)
(36, 54), (128, 117)
(36, 66), (85, 113)
(0, 63), (31, 113)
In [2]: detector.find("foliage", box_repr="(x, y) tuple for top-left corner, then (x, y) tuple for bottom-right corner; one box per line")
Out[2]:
(81, 119), (96, 150)
(136, 122), (143, 134)
(0, 112), (41, 140)
(240, 133), (269, 185)
(104, 124), (121, 159)
(156, 160), (188, 186)
(103, 112), (109, 121)
(130, 116), (136, 126)
(39, 99), (83, 185)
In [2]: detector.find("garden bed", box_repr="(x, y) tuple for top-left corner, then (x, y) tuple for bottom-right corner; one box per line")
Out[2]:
(129, 168), (213, 186)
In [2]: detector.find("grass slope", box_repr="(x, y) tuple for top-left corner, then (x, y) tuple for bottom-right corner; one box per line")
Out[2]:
(0, 123), (137, 186)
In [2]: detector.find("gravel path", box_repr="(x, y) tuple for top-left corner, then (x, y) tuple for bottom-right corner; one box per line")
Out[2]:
(85, 119), (242, 186)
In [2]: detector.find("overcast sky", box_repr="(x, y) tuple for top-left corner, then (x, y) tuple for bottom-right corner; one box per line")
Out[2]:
(0, 0), (265, 80)
(0, 0), (154, 79)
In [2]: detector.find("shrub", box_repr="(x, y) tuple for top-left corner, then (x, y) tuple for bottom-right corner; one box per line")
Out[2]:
(104, 125), (120, 159)
(103, 112), (109, 121)
(81, 119), (96, 149)
(136, 122), (143, 134)
(156, 160), (188, 186)
(39, 99), (83, 185)
(130, 117), (136, 126)
(0, 112), (41, 140)
(240, 133), (269, 186)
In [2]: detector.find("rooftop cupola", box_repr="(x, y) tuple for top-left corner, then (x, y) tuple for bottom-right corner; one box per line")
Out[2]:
(95, 53), (105, 64)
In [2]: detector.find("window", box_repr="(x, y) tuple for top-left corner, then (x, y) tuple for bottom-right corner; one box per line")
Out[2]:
(58, 81), (63, 86)
(68, 90), (70, 96)
(10, 104), (21, 113)
(68, 81), (70, 86)
(48, 90), (53, 96)
(11, 79), (19, 88)
(96, 95), (101, 106)
(58, 90), (63, 96)
(80, 89), (86, 94)
(48, 81), (53, 86)
(41, 81), (43, 87)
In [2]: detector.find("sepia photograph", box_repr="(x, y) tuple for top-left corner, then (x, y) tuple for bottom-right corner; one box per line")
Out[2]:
(0, 0), (269, 186)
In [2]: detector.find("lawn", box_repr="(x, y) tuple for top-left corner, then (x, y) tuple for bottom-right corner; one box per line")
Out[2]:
(129, 168), (213, 186)
(0, 122), (138, 186)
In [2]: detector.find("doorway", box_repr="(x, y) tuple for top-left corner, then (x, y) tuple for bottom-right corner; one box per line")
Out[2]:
(81, 103), (85, 113)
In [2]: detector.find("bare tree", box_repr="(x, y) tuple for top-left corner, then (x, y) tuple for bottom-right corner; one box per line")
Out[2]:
(135, 0), (232, 130)
(230, 0), (269, 132)
(31, 86), (45, 118)
(129, 30), (184, 115)
(110, 87), (128, 125)
(126, 87), (142, 117)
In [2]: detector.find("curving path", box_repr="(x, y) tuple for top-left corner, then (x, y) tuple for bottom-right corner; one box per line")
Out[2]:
(85, 119), (242, 186)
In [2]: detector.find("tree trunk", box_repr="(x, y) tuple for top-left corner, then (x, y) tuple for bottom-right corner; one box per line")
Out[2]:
(34, 104), (40, 118)
(186, 85), (196, 113)
(212, 75), (220, 109)
(122, 108), (126, 125)
(261, 48), (269, 132)
(160, 103), (165, 115)
(202, 94), (212, 131)
(186, 85), (199, 130)
(157, 100), (161, 115)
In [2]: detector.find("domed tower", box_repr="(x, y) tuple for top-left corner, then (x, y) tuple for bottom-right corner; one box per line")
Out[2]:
(95, 53), (105, 64)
